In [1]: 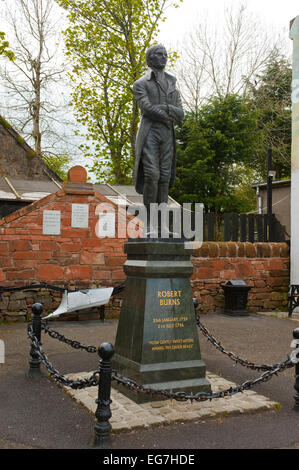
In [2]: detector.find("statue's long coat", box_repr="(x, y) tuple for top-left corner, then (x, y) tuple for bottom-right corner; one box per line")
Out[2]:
(132, 69), (184, 194)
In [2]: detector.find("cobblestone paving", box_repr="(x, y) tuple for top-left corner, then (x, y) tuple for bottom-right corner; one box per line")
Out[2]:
(63, 372), (279, 433)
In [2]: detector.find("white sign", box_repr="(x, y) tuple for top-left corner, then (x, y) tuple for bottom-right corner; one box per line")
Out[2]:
(43, 287), (114, 319)
(71, 204), (89, 228)
(96, 212), (116, 238)
(0, 340), (4, 364)
(43, 210), (61, 235)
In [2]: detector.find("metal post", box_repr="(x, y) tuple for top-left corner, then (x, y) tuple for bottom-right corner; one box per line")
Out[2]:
(94, 342), (114, 446)
(267, 148), (273, 217)
(193, 297), (199, 318)
(293, 328), (299, 409)
(267, 148), (273, 242)
(28, 303), (43, 377)
(99, 305), (105, 322)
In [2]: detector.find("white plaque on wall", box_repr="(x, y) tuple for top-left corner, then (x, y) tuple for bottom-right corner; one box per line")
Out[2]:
(43, 210), (61, 235)
(96, 212), (116, 238)
(71, 204), (89, 228)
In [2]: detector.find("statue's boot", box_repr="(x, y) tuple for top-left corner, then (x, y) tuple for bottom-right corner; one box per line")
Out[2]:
(157, 182), (169, 204)
(157, 182), (170, 237)
(143, 181), (158, 237)
(157, 182), (180, 238)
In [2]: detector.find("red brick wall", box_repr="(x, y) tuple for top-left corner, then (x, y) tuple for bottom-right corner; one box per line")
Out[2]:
(191, 242), (290, 314)
(0, 188), (128, 321)
(0, 188), (290, 321)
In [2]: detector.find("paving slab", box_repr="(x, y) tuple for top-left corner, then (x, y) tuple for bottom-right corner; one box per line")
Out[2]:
(62, 370), (279, 433)
(0, 313), (297, 449)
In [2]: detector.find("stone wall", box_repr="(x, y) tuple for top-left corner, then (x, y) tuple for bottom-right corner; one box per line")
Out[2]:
(191, 241), (290, 314)
(0, 168), (128, 322)
(0, 239), (290, 321)
(0, 165), (290, 321)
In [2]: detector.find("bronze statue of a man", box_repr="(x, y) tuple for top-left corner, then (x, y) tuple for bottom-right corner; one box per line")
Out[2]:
(133, 45), (184, 213)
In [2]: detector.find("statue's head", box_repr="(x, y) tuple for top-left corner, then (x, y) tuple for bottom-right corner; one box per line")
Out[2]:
(146, 44), (168, 70)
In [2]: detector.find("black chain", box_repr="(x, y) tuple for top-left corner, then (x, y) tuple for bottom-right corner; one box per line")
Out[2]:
(27, 324), (99, 389)
(42, 323), (97, 353)
(28, 321), (294, 400)
(112, 282), (125, 296)
(110, 314), (295, 401)
(112, 358), (293, 402)
(196, 315), (284, 371)
(27, 310), (295, 401)
(42, 314), (292, 372)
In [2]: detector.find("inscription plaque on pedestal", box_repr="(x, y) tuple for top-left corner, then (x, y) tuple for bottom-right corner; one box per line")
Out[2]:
(144, 281), (198, 362)
(43, 210), (61, 235)
(112, 240), (211, 403)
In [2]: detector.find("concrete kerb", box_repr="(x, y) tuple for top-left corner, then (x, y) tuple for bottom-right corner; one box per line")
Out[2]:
(258, 311), (299, 322)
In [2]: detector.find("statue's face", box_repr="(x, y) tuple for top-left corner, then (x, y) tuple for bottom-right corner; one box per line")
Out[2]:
(148, 47), (168, 70)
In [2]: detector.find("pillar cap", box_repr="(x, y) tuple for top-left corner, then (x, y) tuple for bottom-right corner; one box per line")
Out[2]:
(32, 303), (43, 316)
(62, 165), (94, 195)
(68, 166), (88, 183)
(98, 342), (115, 360)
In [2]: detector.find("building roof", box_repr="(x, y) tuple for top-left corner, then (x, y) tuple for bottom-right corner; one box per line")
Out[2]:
(252, 179), (291, 189)
(0, 176), (61, 202)
(0, 179), (180, 206)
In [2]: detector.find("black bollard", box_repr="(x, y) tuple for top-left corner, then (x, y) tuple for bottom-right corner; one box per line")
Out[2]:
(94, 342), (114, 447)
(293, 328), (299, 409)
(28, 303), (43, 377)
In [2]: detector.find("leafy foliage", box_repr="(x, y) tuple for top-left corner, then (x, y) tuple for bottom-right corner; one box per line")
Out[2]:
(0, 31), (15, 61)
(248, 53), (292, 179)
(56, 0), (182, 184)
(170, 94), (260, 213)
(42, 154), (72, 180)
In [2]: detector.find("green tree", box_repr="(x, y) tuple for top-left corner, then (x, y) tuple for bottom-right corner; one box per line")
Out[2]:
(228, 164), (258, 213)
(42, 154), (72, 180)
(170, 94), (260, 214)
(56, 0), (182, 184)
(248, 53), (292, 180)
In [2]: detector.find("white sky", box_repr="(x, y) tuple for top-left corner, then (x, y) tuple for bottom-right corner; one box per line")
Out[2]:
(158, 0), (299, 46)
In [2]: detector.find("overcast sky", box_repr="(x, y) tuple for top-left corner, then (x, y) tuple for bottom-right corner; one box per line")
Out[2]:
(1, 0), (298, 180)
(158, 0), (299, 47)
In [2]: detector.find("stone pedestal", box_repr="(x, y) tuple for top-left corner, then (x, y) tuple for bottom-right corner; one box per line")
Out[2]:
(112, 239), (211, 403)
